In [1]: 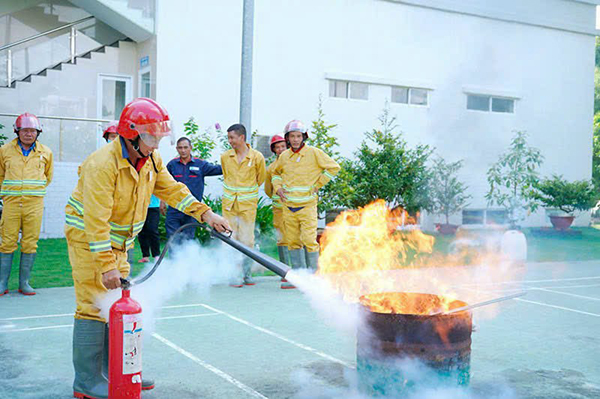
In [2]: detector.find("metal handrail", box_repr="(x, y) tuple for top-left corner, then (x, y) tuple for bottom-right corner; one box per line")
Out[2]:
(0, 16), (94, 52)
(0, 112), (110, 123)
(1, 16), (95, 87)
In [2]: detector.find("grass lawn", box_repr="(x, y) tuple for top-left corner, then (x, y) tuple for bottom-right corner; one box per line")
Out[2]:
(6, 227), (600, 290)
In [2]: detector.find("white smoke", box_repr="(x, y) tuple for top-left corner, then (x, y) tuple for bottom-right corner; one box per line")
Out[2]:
(97, 240), (241, 335)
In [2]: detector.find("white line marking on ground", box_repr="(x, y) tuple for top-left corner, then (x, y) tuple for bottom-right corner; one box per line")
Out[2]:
(200, 303), (354, 369)
(530, 288), (600, 302)
(157, 313), (219, 320)
(1, 324), (73, 333)
(0, 313), (220, 333)
(515, 298), (600, 317)
(0, 313), (73, 321)
(537, 283), (600, 290)
(0, 303), (211, 321)
(152, 333), (268, 399)
(461, 275), (600, 286)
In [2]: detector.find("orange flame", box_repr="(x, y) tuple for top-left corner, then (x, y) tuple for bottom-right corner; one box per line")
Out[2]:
(316, 200), (516, 317)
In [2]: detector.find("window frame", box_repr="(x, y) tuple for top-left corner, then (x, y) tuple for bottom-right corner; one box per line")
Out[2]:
(466, 93), (516, 114)
(391, 86), (429, 107)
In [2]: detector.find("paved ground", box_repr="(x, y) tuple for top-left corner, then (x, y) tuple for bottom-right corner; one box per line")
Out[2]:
(0, 260), (599, 398)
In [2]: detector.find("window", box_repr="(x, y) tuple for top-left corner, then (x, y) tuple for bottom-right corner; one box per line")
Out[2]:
(329, 80), (348, 98)
(391, 87), (409, 104)
(391, 86), (429, 106)
(329, 80), (368, 100)
(462, 210), (484, 225)
(462, 209), (508, 225)
(254, 135), (272, 159)
(350, 82), (368, 100)
(140, 72), (151, 98)
(467, 94), (515, 113)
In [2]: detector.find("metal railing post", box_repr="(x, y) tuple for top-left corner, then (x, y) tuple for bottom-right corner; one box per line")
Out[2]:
(6, 49), (12, 87)
(69, 26), (76, 64)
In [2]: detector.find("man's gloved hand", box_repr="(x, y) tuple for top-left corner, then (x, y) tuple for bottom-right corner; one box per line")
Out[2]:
(102, 269), (122, 290)
(201, 210), (231, 233)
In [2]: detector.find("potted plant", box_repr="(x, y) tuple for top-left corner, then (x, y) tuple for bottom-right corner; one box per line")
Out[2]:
(429, 157), (471, 235)
(533, 175), (598, 230)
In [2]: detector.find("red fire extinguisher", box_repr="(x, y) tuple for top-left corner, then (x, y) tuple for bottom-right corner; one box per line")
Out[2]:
(108, 283), (143, 398)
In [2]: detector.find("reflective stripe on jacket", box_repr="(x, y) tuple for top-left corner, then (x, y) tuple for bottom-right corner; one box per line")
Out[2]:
(220, 144), (266, 212)
(65, 138), (210, 274)
(0, 138), (53, 197)
(272, 145), (340, 207)
(265, 158), (282, 208)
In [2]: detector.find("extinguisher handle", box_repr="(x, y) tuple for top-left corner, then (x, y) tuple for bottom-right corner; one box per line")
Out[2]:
(120, 277), (131, 290)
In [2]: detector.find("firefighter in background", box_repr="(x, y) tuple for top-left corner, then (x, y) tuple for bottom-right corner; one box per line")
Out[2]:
(102, 121), (118, 143)
(221, 123), (266, 287)
(0, 113), (53, 297)
(264, 135), (291, 286)
(272, 120), (340, 288)
(66, 98), (230, 398)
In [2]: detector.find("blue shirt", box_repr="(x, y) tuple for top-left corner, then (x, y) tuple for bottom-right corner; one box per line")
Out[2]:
(149, 194), (160, 208)
(18, 140), (36, 156)
(166, 157), (222, 202)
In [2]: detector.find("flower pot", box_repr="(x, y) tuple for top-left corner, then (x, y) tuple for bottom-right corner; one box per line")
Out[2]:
(435, 223), (459, 235)
(549, 215), (575, 231)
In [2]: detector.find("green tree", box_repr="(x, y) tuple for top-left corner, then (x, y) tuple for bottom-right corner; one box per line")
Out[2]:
(429, 157), (470, 225)
(184, 117), (216, 160)
(339, 106), (432, 214)
(307, 96), (345, 214)
(485, 131), (544, 227)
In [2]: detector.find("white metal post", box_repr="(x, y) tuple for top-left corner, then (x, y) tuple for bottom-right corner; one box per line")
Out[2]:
(6, 49), (12, 87)
(70, 26), (76, 63)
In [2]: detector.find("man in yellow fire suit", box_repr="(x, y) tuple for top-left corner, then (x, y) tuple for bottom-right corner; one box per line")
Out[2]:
(66, 98), (230, 399)
(0, 113), (53, 297)
(273, 120), (340, 287)
(264, 134), (289, 269)
(221, 123), (266, 287)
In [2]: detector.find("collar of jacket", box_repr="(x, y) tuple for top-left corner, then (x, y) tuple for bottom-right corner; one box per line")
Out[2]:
(16, 138), (37, 153)
(116, 136), (135, 170)
(11, 137), (38, 152)
(227, 143), (252, 159)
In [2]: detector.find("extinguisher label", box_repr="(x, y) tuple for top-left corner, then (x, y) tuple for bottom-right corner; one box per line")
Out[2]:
(123, 314), (142, 375)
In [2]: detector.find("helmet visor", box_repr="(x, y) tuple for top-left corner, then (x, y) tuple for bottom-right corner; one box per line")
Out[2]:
(135, 120), (173, 147)
(15, 116), (41, 131)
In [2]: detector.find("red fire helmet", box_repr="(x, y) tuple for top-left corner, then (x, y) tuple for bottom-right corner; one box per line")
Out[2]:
(283, 119), (308, 141)
(14, 113), (42, 134)
(103, 121), (119, 141)
(270, 134), (286, 153)
(117, 98), (172, 146)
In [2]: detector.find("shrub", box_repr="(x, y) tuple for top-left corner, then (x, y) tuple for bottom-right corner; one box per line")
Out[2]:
(338, 106), (432, 214)
(184, 117), (216, 160)
(533, 175), (598, 215)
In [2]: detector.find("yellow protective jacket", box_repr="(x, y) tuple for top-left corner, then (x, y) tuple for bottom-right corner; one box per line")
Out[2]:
(271, 145), (340, 207)
(264, 158), (282, 209)
(65, 138), (210, 274)
(0, 138), (53, 199)
(220, 144), (266, 212)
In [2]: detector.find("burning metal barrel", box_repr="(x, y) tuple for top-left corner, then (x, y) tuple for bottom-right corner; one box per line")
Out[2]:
(357, 292), (472, 397)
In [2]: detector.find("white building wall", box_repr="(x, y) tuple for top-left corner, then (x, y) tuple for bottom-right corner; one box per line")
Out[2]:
(144, 0), (598, 229)
(155, 0), (243, 198)
(253, 0), (597, 227)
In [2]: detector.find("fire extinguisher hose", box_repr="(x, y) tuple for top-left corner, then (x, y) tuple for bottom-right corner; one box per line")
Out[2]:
(121, 222), (291, 289)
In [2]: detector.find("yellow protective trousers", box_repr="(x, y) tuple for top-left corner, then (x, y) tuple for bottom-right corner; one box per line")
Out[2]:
(223, 199), (256, 248)
(68, 244), (129, 321)
(272, 206), (286, 247)
(283, 204), (319, 252)
(0, 196), (44, 254)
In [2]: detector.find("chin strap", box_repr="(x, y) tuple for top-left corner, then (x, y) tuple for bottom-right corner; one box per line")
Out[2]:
(129, 137), (148, 158)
